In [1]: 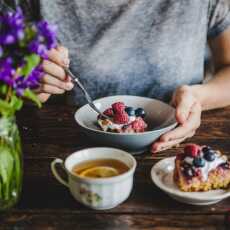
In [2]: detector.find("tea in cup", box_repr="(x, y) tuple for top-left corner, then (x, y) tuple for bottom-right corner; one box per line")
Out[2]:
(51, 147), (137, 210)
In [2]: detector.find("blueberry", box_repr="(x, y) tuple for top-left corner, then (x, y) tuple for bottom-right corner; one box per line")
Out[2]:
(202, 146), (212, 153)
(125, 107), (135, 116)
(182, 162), (191, 169)
(135, 108), (146, 118)
(219, 162), (230, 169)
(183, 167), (195, 178)
(97, 114), (106, 120)
(193, 157), (205, 168)
(203, 150), (216, 162)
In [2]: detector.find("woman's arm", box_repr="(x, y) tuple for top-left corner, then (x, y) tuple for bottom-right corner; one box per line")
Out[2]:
(191, 28), (230, 111)
(152, 28), (230, 153)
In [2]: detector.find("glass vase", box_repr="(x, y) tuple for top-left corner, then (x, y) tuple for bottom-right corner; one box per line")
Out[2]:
(0, 116), (23, 211)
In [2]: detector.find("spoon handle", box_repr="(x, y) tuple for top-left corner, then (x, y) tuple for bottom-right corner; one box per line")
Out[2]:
(64, 67), (109, 119)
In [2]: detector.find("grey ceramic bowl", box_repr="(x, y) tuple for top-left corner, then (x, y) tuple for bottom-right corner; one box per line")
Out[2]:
(75, 95), (177, 154)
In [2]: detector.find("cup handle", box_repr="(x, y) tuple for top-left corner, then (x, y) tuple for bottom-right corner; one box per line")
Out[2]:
(51, 158), (69, 187)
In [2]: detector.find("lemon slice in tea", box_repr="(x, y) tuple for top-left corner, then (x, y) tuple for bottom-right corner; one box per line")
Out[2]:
(80, 166), (119, 178)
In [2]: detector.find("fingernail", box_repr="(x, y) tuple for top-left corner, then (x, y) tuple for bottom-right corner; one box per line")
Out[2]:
(64, 74), (69, 81)
(66, 82), (74, 90)
(151, 144), (157, 153)
(152, 149), (157, 154)
(152, 144), (162, 153)
(160, 136), (168, 142)
(67, 76), (72, 82)
(157, 146), (162, 152)
(63, 58), (70, 67)
(180, 112), (187, 122)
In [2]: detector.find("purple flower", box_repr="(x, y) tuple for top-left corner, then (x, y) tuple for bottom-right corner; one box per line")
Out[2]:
(25, 65), (43, 89)
(28, 41), (48, 59)
(0, 7), (57, 107)
(29, 20), (57, 58)
(0, 57), (43, 96)
(0, 7), (25, 45)
(0, 57), (15, 86)
(13, 65), (43, 96)
(0, 46), (3, 58)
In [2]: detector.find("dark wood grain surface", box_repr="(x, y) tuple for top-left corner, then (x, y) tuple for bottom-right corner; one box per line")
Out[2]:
(1, 105), (230, 230)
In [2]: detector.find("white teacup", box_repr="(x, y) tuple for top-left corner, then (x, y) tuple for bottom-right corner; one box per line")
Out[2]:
(51, 147), (137, 210)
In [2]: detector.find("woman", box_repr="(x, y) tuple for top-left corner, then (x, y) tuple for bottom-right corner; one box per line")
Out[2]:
(10, 0), (230, 152)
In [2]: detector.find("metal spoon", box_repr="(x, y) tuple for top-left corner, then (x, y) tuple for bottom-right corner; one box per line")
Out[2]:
(64, 67), (110, 120)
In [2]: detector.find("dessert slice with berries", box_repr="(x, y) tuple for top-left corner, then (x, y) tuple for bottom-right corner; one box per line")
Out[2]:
(174, 144), (230, 192)
(97, 102), (148, 133)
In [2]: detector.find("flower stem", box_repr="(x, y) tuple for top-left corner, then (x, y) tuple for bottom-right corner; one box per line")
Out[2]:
(5, 87), (12, 102)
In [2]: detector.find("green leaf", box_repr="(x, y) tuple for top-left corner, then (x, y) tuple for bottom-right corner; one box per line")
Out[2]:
(9, 95), (23, 112)
(0, 146), (14, 199)
(25, 25), (36, 41)
(0, 99), (14, 117)
(0, 85), (8, 95)
(23, 89), (42, 108)
(19, 26), (36, 48)
(0, 96), (23, 117)
(18, 54), (40, 77)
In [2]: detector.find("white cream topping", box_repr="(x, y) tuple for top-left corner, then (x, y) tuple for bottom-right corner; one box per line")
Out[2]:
(199, 155), (227, 181)
(106, 121), (123, 130)
(97, 119), (119, 131)
(129, 116), (136, 123)
(184, 157), (194, 165)
(98, 115), (136, 132)
(183, 153), (227, 182)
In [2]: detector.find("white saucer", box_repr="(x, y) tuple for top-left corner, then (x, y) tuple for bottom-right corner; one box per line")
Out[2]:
(150, 157), (230, 205)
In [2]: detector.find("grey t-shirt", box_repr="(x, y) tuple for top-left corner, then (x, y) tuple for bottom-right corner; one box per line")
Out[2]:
(20, 0), (230, 105)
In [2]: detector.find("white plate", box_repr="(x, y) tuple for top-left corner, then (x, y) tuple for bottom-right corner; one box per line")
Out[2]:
(150, 157), (230, 205)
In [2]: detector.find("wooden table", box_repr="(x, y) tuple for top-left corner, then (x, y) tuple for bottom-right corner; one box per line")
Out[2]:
(1, 105), (230, 230)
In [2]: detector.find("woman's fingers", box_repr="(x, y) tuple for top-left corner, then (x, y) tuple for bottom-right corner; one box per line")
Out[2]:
(36, 93), (51, 103)
(57, 46), (69, 60)
(34, 46), (74, 103)
(35, 83), (65, 94)
(174, 86), (196, 124)
(47, 46), (70, 67)
(41, 74), (73, 91)
(160, 102), (201, 142)
(151, 130), (195, 153)
(42, 46), (73, 86)
(42, 59), (67, 80)
(151, 85), (203, 154)
(152, 102), (201, 153)
(160, 125), (194, 143)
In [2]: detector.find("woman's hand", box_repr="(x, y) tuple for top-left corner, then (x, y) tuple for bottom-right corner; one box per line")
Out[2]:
(35, 46), (74, 103)
(151, 85), (202, 153)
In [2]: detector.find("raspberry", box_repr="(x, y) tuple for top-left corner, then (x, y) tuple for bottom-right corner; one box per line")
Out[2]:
(97, 114), (104, 120)
(183, 167), (195, 178)
(103, 108), (113, 117)
(184, 144), (201, 158)
(194, 169), (202, 177)
(113, 111), (129, 124)
(131, 117), (147, 132)
(112, 102), (125, 114)
(176, 153), (185, 160)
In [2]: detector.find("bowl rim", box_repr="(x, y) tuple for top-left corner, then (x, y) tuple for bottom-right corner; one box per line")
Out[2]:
(75, 95), (177, 136)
